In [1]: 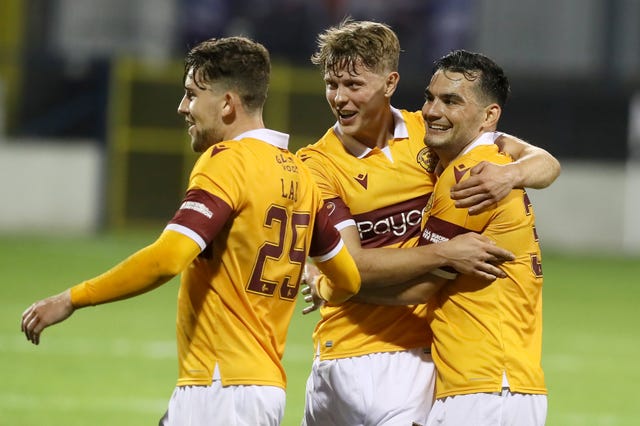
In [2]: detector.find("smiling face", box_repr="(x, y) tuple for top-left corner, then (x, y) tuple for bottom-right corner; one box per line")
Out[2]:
(323, 60), (398, 148)
(177, 67), (226, 153)
(422, 69), (500, 163)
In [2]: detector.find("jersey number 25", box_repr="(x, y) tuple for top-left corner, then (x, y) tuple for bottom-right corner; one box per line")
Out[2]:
(247, 204), (310, 300)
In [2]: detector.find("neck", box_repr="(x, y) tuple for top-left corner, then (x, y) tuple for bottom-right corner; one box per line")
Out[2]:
(357, 109), (395, 149)
(435, 130), (494, 168)
(225, 114), (265, 141)
(433, 148), (457, 169)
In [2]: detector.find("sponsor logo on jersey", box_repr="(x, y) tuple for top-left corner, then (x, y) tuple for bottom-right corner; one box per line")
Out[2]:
(179, 201), (213, 219)
(420, 216), (471, 246)
(421, 228), (449, 244)
(357, 209), (423, 240)
(354, 194), (430, 246)
(354, 173), (368, 189)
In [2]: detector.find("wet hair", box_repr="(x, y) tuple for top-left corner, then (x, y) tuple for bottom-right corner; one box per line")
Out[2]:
(433, 49), (510, 107)
(184, 36), (270, 112)
(311, 18), (400, 76)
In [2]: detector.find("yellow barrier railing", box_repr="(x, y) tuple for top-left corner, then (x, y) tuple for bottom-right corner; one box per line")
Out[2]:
(0, 0), (24, 133)
(107, 58), (333, 228)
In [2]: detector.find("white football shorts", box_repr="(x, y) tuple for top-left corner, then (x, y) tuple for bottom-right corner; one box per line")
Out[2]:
(159, 380), (285, 426)
(303, 347), (435, 426)
(426, 388), (547, 426)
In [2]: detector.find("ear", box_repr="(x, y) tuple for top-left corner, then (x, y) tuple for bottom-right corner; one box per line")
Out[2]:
(483, 103), (501, 129)
(221, 92), (236, 121)
(384, 71), (400, 98)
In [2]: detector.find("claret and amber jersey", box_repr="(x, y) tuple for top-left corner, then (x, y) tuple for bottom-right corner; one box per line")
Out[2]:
(165, 129), (344, 389)
(420, 132), (546, 398)
(297, 108), (436, 359)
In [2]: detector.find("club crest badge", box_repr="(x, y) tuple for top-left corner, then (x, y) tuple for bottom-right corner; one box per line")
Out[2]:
(417, 147), (438, 173)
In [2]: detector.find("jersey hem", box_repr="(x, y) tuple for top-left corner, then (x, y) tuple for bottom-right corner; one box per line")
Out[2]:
(177, 377), (286, 390)
(316, 345), (430, 361)
(436, 386), (548, 399)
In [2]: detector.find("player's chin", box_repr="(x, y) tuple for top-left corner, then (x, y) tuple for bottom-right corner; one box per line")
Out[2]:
(192, 138), (211, 153)
(424, 135), (446, 149)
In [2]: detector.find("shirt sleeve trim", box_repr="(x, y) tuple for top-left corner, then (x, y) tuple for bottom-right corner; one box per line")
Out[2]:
(165, 223), (207, 251)
(311, 239), (344, 263)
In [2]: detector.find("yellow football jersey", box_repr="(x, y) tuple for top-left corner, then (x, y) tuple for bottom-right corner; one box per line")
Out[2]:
(297, 108), (436, 359)
(421, 133), (546, 398)
(166, 129), (343, 389)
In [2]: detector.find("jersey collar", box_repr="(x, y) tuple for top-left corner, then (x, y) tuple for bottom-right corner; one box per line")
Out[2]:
(233, 128), (290, 149)
(334, 106), (408, 160)
(460, 131), (501, 156)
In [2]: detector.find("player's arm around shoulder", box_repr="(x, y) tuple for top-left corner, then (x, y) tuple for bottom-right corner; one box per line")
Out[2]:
(353, 273), (449, 306)
(450, 133), (561, 214)
(495, 133), (561, 189)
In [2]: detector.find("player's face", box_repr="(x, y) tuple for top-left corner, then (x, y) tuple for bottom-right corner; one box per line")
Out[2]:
(323, 61), (396, 147)
(422, 69), (489, 159)
(178, 67), (225, 153)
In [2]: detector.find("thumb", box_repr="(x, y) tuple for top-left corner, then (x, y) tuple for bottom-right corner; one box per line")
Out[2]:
(469, 161), (487, 175)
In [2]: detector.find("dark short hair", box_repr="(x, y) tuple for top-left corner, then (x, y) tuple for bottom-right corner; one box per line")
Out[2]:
(433, 49), (510, 107)
(184, 36), (270, 112)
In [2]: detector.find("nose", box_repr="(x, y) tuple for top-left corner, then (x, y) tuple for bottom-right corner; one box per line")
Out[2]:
(422, 99), (441, 121)
(177, 95), (188, 116)
(333, 87), (347, 107)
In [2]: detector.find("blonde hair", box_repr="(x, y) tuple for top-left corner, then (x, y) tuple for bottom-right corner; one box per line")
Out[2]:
(311, 19), (400, 75)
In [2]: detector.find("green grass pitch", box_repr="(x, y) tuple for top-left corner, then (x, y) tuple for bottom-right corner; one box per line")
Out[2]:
(1, 231), (639, 425)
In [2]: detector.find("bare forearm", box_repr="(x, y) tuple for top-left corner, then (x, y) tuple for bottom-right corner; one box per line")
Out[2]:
(353, 244), (448, 288)
(497, 134), (561, 189)
(352, 235), (512, 287)
(509, 147), (561, 189)
(354, 273), (447, 305)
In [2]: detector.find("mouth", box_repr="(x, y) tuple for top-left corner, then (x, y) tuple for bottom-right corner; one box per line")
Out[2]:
(337, 110), (357, 124)
(427, 123), (450, 133)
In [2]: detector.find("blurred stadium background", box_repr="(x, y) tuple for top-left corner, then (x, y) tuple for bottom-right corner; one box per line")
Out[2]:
(1, 0), (639, 425)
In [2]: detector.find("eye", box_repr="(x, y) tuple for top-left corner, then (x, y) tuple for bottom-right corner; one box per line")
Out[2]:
(439, 95), (458, 105)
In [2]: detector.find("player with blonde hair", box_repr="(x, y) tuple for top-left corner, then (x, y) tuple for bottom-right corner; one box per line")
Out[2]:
(298, 20), (559, 425)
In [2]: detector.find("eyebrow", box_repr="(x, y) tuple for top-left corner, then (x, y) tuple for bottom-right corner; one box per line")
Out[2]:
(425, 88), (465, 103)
(441, 92), (464, 102)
